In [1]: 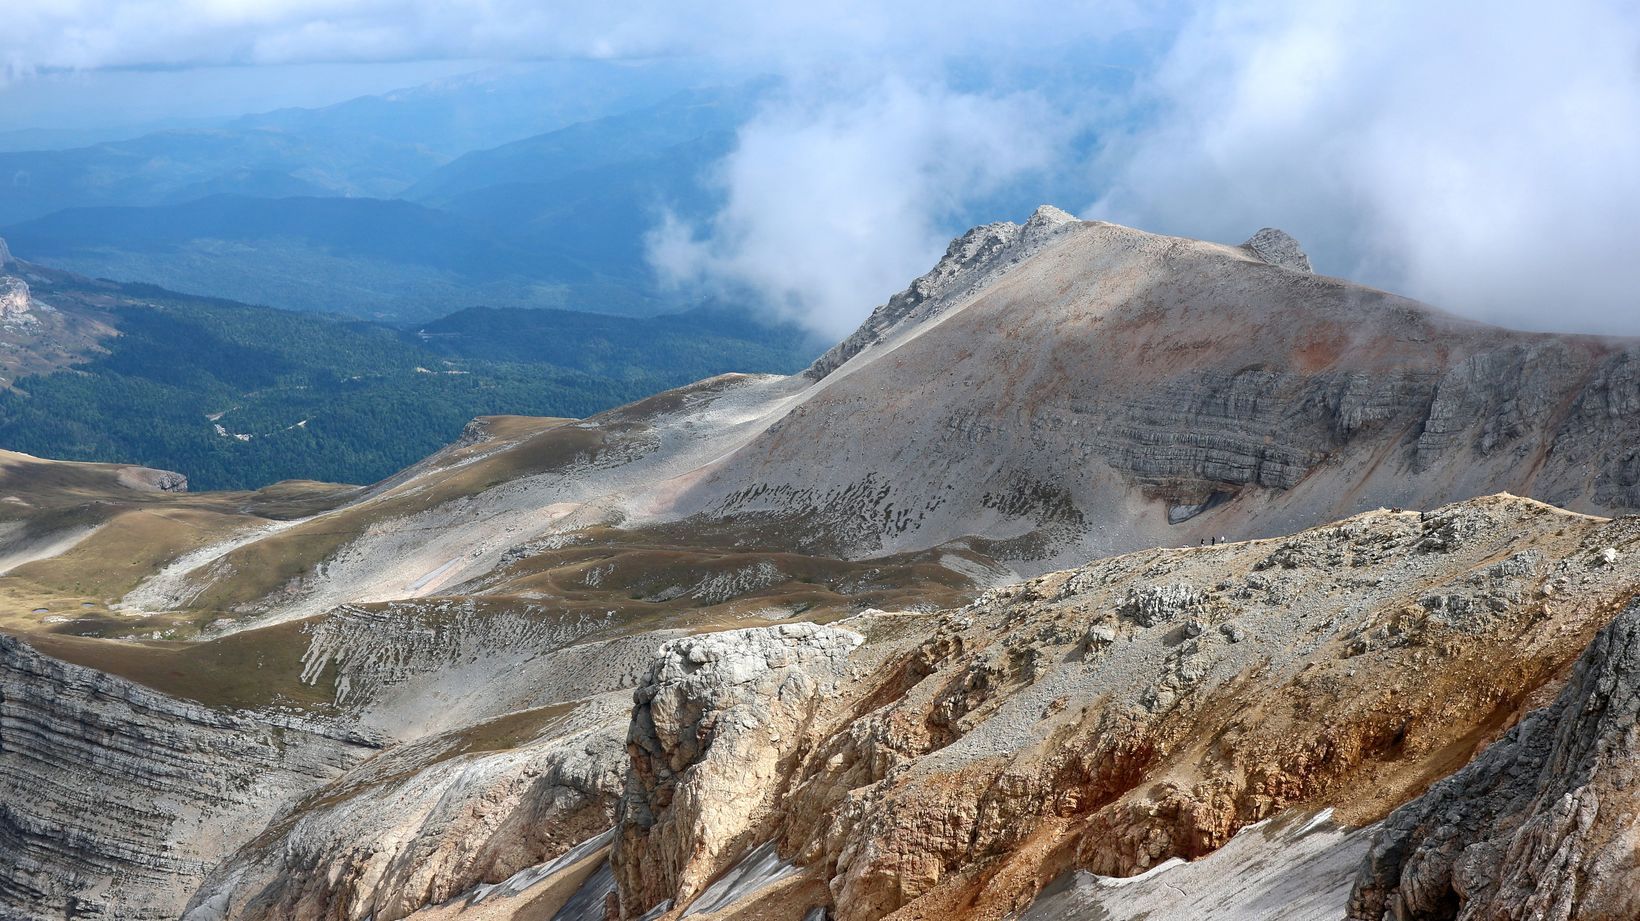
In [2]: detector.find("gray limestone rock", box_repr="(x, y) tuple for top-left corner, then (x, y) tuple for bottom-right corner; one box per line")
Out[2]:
(806, 205), (1079, 379)
(1118, 582), (1207, 627)
(0, 276), (32, 320)
(1242, 228), (1313, 273)
(1347, 598), (1640, 920)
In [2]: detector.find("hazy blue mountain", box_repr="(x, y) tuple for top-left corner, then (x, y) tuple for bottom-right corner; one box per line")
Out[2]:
(404, 83), (765, 204)
(0, 128), (442, 225)
(0, 83), (766, 320)
(0, 62), (711, 225)
(232, 61), (701, 161)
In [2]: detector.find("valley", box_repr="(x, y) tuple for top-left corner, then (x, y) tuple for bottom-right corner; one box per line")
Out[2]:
(0, 246), (817, 491)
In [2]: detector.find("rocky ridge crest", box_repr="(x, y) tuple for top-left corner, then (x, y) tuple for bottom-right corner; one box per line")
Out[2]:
(806, 205), (1079, 379)
(1242, 227), (1314, 273)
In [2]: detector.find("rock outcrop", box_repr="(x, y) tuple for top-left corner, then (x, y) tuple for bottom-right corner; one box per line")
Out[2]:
(612, 623), (863, 916)
(1242, 227), (1313, 273)
(0, 635), (373, 920)
(1347, 595), (1640, 921)
(115, 464), (189, 493)
(0, 276), (33, 321)
(806, 205), (1079, 379)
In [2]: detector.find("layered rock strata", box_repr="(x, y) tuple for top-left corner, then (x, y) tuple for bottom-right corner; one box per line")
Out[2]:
(0, 635), (373, 920)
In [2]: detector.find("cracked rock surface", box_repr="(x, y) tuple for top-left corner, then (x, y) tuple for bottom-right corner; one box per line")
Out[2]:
(1348, 595), (1640, 921)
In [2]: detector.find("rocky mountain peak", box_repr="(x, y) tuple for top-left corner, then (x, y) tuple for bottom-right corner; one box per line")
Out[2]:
(1023, 203), (1079, 237)
(1242, 227), (1313, 273)
(806, 204), (1083, 378)
(0, 276), (33, 320)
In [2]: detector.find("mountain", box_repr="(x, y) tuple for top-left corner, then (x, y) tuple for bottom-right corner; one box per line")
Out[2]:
(1, 210), (1638, 920)
(0, 84), (766, 320)
(229, 61), (707, 163)
(402, 84), (762, 205)
(0, 62), (706, 225)
(0, 127), (443, 225)
(0, 244), (818, 489)
(0, 194), (617, 320)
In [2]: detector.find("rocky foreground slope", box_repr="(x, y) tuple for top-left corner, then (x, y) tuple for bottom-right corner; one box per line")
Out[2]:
(2, 210), (1640, 919)
(48, 494), (1627, 921)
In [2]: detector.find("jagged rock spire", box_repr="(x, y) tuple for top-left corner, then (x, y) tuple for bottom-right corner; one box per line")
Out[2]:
(1242, 227), (1313, 273)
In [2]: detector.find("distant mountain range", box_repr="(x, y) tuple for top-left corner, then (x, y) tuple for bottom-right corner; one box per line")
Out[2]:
(0, 74), (761, 321)
(0, 69), (1103, 324)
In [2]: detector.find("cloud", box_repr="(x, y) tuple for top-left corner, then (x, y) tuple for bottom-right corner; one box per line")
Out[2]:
(0, 1), (1155, 77)
(1090, 0), (1640, 334)
(648, 78), (1072, 339)
(8, 0), (1637, 337)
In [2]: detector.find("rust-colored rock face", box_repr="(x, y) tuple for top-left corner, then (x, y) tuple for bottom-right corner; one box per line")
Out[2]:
(586, 496), (1640, 920)
(1348, 595), (1640, 921)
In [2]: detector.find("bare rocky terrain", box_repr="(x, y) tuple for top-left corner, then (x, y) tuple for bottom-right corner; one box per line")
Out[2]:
(1, 209), (1638, 920)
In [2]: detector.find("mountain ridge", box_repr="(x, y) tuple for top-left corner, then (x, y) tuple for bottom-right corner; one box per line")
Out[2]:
(2, 208), (1639, 920)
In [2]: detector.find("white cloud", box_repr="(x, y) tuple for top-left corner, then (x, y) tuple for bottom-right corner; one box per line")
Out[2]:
(1091, 0), (1640, 334)
(647, 79), (1071, 339)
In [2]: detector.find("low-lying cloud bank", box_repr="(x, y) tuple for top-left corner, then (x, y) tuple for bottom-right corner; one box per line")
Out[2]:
(1093, 0), (1640, 335)
(647, 79), (1073, 340)
(652, 0), (1640, 337)
(6, 0), (1638, 336)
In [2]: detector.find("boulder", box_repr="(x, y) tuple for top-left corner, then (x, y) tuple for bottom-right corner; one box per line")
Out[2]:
(1242, 227), (1313, 273)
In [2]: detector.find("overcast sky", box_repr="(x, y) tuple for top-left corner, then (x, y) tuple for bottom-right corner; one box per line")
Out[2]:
(2, 1), (1638, 336)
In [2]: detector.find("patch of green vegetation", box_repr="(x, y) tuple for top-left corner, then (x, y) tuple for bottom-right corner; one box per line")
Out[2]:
(23, 618), (335, 710)
(0, 281), (819, 490)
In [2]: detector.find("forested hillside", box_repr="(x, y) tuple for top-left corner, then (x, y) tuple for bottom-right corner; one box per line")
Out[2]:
(0, 277), (817, 489)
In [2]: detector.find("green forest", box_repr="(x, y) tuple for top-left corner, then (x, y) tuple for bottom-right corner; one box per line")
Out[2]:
(0, 288), (819, 490)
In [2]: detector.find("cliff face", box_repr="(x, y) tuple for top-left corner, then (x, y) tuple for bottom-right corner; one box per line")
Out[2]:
(613, 624), (863, 914)
(0, 635), (373, 920)
(674, 219), (1640, 569)
(182, 697), (629, 921)
(1349, 595), (1640, 921)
